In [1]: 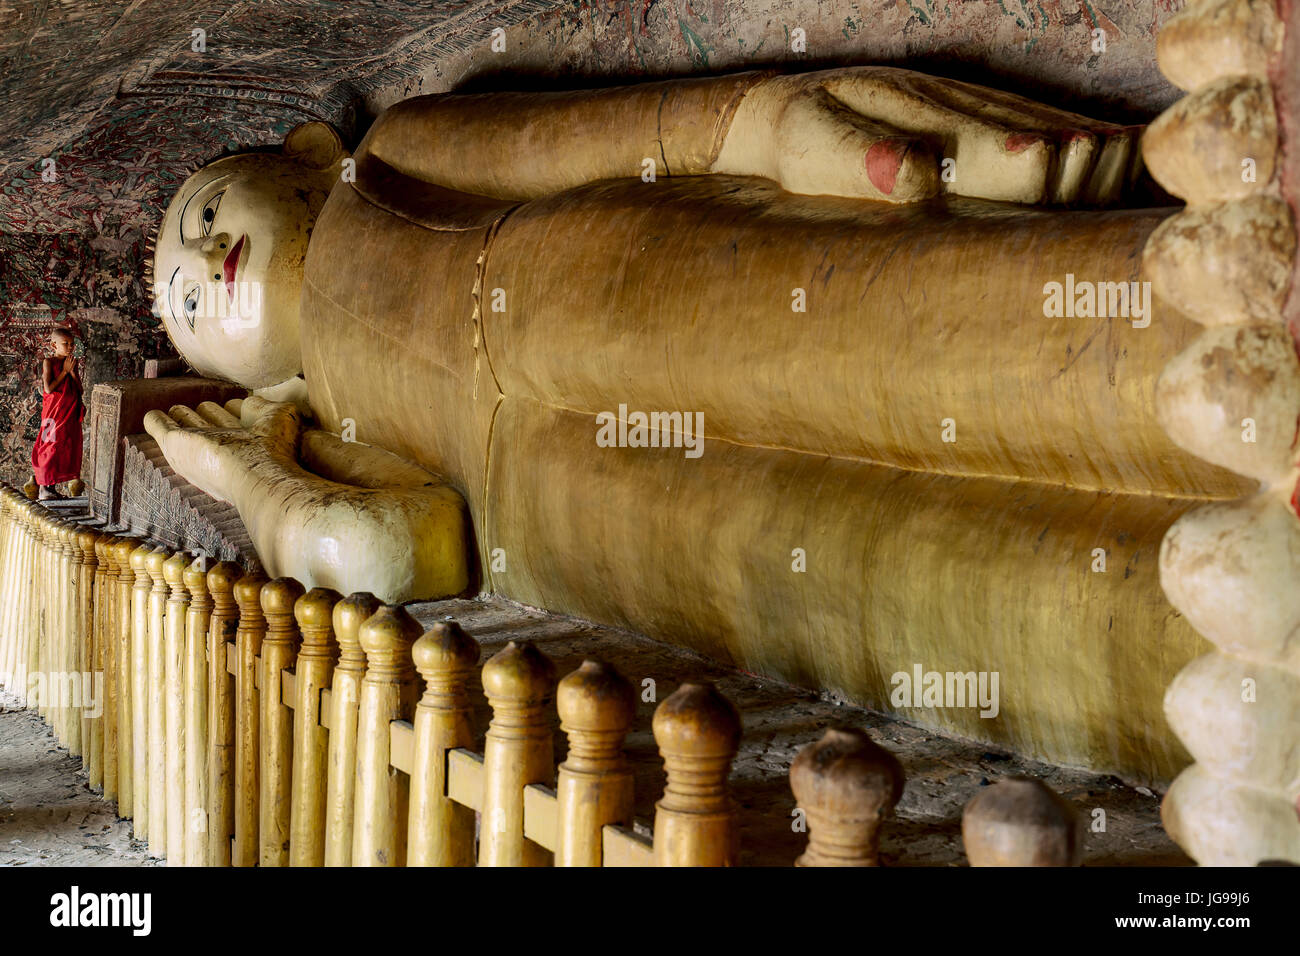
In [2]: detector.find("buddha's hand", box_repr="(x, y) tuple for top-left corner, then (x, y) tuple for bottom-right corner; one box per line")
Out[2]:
(144, 395), (469, 603)
(144, 395), (298, 506)
(715, 67), (1140, 205)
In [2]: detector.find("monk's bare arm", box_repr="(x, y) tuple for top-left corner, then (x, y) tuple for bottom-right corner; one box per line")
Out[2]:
(40, 357), (67, 395)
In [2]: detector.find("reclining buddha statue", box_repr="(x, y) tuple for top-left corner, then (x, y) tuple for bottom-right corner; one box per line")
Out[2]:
(146, 41), (1300, 866)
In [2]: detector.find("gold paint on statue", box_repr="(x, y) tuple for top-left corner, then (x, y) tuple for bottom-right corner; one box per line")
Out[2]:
(146, 65), (1281, 793)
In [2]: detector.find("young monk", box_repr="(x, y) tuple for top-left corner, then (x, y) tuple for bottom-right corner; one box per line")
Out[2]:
(31, 327), (84, 500)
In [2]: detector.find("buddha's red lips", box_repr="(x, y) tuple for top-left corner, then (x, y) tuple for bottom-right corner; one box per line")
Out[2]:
(223, 235), (245, 302)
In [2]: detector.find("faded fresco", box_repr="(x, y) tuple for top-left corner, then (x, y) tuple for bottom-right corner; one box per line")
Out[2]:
(0, 0), (1184, 486)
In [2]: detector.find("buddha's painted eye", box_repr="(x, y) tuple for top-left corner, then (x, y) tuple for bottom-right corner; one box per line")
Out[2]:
(200, 191), (224, 237)
(183, 285), (200, 330)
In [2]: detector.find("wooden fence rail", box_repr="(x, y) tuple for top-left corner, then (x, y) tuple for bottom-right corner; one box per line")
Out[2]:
(0, 483), (928, 867)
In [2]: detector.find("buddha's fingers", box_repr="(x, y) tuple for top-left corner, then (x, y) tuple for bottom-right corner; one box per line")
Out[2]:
(1080, 128), (1139, 206)
(144, 409), (237, 505)
(168, 404), (210, 429)
(239, 395), (302, 445)
(846, 71), (1118, 204)
(819, 73), (1054, 204)
(143, 409), (181, 444)
(195, 401), (242, 429)
(773, 87), (939, 201)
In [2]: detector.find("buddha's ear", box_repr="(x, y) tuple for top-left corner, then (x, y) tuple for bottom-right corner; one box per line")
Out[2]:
(284, 122), (346, 170)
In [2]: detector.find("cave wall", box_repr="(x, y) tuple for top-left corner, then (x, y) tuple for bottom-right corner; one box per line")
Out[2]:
(0, 0), (1184, 486)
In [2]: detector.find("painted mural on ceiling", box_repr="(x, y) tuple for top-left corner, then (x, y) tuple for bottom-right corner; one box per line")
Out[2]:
(0, 0), (1183, 485)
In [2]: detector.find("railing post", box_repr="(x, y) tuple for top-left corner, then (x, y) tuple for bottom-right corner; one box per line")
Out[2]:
(48, 519), (64, 729)
(408, 620), (478, 867)
(61, 522), (80, 753)
(0, 491), (14, 699)
(22, 504), (40, 711)
(20, 504), (39, 711)
(27, 507), (44, 713)
(49, 518), (66, 730)
(117, 538), (145, 820)
(19, 504), (33, 707)
(259, 577), (305, 867)
(145, 545), (171, 857)
(163, 551), (190, 862)
(127, 541), (153, 830)
(22, 505), (42, 712)
(88, 532), (110, 792)
(98, 536), (124, 804)
(10, 502), (27, 706)
(0, 491), (13, 695)
(51, 522), (71, 749)
(789, 727), (904, 866)
(352, 605), (421, 867)
(38, 518), (57, 732)
(184, 555), (213, 867)
(206, 561), (244, 867)
(0, 493), (16, 701)
(232, 569), (268, 867)
(652, 682), (741, 867)
(289, 587), (341, 867)
(34, 513), (52, 723)
(323, 592), (380, 867)
(16, 504), (34, 710)
(29, 511), (44, 717)
(76, 529), (99, 769)
(2, 493), (15, 691)
(53, 522), (71, 742)
(962, 777), (1084, 866)
(479, 640), (556, 867)
(6, 493), (29, 704)
(556, 660), (636, 867)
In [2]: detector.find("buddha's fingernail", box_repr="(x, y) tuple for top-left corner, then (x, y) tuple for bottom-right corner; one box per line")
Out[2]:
(1005, 132), (1044, 153)
(865, 139), (908, 195)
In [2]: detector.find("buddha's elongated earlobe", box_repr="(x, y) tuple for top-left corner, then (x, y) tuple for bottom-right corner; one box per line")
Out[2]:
(284, 122), (346, 170)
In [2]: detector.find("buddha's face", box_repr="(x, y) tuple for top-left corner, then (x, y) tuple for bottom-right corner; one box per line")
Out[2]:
(152, 125), (344, 389)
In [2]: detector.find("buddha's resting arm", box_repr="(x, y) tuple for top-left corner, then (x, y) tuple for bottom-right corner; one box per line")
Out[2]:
(359, 68), (1140, 205)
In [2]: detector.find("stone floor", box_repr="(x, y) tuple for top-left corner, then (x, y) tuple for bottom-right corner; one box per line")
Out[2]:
(0, 584), (1191, 866)
(0, 695), (159, 867)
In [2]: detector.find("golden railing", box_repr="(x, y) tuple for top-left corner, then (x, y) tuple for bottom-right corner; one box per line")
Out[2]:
(0, 484), (914, 867)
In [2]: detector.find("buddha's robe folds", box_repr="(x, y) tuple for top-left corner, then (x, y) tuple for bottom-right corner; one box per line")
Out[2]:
(300, 94), (1252, 785)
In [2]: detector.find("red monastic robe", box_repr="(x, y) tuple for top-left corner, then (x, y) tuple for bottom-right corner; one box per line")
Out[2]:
(31, 370), (84, 486)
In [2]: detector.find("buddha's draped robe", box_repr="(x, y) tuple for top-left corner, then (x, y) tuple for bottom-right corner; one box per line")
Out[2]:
(299, 83), (1251, 784)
